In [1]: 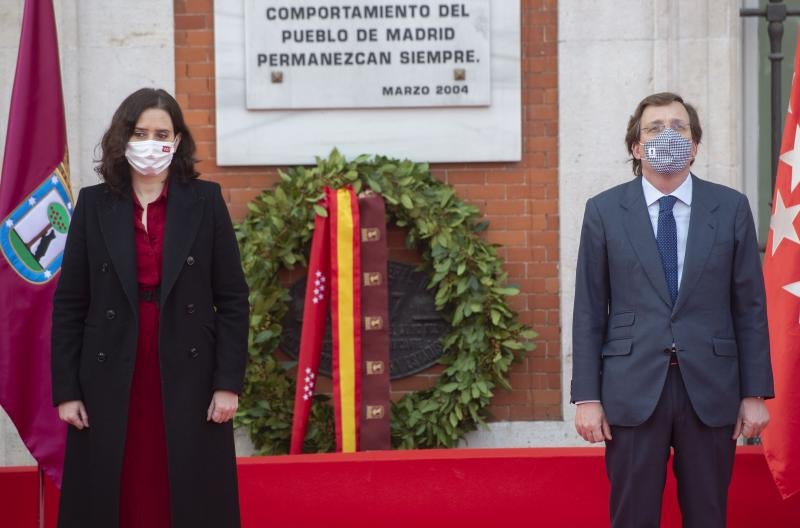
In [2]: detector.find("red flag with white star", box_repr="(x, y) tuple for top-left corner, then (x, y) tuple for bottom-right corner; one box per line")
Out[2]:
(762, 31), (800, 500)
(289, 199), (331, 454)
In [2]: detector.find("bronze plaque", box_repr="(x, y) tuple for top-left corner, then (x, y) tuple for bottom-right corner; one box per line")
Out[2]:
(280, 261), (449, 380)
(365, 405), (386, 420)
(361, 228), (381, 242)
(365, 361), (385, 375)
(364, 272), (382, 286)
(364, 315), (384, 331)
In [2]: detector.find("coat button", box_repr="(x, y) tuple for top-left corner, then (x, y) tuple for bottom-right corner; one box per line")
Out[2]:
(186, 256), (195, 266)
(96, 351), (107, 363)
(106, 309), (116, 320)
(186, 303), (195, 314)
(188, 347), (199, 359)
(101, 262), (110, 273)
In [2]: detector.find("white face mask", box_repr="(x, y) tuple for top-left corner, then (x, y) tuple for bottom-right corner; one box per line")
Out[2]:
(125, 139), (177, 177)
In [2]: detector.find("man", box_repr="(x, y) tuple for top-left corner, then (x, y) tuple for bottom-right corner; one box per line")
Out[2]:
(571, 92), (774, 527)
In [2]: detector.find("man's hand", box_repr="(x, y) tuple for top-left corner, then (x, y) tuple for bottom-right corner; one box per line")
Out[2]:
(207, 390), (239, 423)
(58, 400), (89, 430)
(733, 397), (770, 440)
(575, 402), (612, 443)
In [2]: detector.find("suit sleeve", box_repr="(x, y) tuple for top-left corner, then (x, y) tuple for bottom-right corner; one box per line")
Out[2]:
(209, 183), (250, 394)
(51, 188), (89, 405)
(731, 193), (774, 398)
(571, 198), (610, 403)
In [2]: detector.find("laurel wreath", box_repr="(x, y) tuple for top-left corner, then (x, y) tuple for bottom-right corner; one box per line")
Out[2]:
(234, 150), (536, 454)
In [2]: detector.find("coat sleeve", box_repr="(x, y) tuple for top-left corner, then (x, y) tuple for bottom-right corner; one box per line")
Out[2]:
(731, 193), (774, 398)
(209, 183), (250, 394)
(51, 188), (89, 405)
(570, 197), (609, 403)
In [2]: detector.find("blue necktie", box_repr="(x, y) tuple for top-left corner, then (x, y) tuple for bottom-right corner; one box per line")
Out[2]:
(657, 195), (679, 304)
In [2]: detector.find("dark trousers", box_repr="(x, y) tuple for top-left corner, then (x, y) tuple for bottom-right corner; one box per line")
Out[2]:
(605, 364), (736, 528)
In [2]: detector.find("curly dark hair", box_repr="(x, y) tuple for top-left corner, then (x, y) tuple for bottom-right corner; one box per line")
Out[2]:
(95, 88), (199, 193)
(625, 92), (702, 177)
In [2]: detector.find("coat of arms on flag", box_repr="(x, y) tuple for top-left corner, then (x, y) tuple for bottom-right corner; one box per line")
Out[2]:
(0, 162), (71, 284)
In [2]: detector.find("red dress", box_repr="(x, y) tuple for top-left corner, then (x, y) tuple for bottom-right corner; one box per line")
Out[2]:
(119, 184), (172, 527)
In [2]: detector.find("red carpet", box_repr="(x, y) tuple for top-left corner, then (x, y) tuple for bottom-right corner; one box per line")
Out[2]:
(2, 446), (798, 527)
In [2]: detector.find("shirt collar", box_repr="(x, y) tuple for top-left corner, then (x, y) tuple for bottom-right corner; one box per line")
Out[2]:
(132, 180), (169, 210)
(641, 174), (693, 208)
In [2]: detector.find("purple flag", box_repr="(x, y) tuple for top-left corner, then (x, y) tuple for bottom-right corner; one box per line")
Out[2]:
(0, 0), (71, 487)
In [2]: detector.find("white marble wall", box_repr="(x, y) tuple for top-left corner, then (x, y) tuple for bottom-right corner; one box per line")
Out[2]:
(215, 0), (521, 165)
(463, 0), (749, 448)
(0, 0), (174, 467)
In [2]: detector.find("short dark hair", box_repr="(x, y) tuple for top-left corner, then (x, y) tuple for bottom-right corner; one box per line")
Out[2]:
(95, 88), (199, 193)
(625, 92), (702, 176)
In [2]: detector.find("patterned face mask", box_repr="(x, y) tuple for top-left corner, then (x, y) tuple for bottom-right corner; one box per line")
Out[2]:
(640, 127), (693, 174)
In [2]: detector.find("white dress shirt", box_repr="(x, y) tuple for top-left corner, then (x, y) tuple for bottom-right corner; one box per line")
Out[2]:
(641, 174), (692, 287)
(575, 175), (693, 405)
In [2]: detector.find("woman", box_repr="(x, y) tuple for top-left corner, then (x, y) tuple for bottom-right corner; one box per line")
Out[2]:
(51, 88), (249, 527)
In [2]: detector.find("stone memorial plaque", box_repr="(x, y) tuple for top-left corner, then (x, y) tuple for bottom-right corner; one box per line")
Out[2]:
(215, 0), (521, 165)
(244, 0), (492, 109)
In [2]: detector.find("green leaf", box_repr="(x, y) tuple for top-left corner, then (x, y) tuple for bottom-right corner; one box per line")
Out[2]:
(473, 220), (490, 233)
(439, 188), (454, 207)
(313, 204), (328, 217)
(254, 330), (273, 344)
(400, 194), (414, 209)
(492, 286), (520, 296)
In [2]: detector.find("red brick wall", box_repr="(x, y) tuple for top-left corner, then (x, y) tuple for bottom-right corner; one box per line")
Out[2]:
(173, 0), (561, 421)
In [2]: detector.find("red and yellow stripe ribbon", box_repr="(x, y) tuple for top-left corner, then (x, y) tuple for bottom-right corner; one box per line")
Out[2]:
(329, 187), (362, 452)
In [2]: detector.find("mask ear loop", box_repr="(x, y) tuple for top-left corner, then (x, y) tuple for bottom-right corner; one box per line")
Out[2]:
(637, 141), (654, 161)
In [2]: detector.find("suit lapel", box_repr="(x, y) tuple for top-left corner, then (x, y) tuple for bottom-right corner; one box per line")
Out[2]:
(620, 177), (673, 308)
(160, 179), (204, 305)
(672, 175), (719, 314)
(99, 188), (139, 314)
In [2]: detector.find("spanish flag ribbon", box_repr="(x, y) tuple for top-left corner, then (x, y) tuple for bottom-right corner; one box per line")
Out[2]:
(329, 187), (362, 453)
(289, 187), (362, 453)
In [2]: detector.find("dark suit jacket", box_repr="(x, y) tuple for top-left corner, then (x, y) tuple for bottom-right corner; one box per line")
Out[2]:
(51, 178), (249, 527)
(570, 175), (774, 427)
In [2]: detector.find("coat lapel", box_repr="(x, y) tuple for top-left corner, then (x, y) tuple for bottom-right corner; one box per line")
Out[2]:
(672, 175), (719, 314)
(99, 188), (139, 314)
(620, 177), (673, 308)
(160, 179), (204, 305)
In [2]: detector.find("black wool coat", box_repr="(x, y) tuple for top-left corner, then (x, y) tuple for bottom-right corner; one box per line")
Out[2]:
(51, 178), (249, 528)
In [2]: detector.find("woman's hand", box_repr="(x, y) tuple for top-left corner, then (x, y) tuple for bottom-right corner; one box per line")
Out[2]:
(58, 400), (89, 430)
(207, 390), (238, 423)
